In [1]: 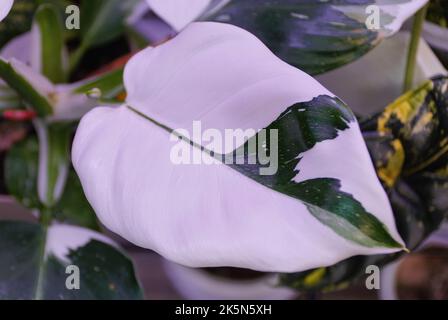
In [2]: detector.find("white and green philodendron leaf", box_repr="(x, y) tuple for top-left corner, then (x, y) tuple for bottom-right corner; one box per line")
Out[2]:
(72, 22), (404, 273)
(0, 221), (143, 299)
(142, 0), (428, 75)
(0, 0), (13, 22)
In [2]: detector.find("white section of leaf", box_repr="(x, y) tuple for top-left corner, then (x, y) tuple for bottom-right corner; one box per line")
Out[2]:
(0, 0), (13, 22)
(146, 0), (211, 31)
(336, 0), (429, 36)
(45, 224), (118, 262)
(1, 32), (31, 64)
(8, 58), (54, 95)
(378, 0), (428, 35)
(49, 83), (99, 121)
(0, 33), (30, 96)
(125, 22), (333, 153)
(73, 22), (402, 273)
(30, 22), (42, 74)
(34, 119), (50, 205)
(52, 159), (69, 203)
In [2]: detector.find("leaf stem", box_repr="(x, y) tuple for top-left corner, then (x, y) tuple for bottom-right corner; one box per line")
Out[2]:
(34, 208), (51, 300)
(403, 3), (429, 93)
(32, 120), (71, 299)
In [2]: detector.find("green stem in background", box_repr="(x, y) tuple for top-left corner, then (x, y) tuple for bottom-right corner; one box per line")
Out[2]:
(403, 3), (429, 93)
(32, 121), (72, 299)
(34, 3), (67, 83)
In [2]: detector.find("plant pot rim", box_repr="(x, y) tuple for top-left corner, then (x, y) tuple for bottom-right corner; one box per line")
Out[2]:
(0, 195), (15, 204)
(163, 259), (297, 300)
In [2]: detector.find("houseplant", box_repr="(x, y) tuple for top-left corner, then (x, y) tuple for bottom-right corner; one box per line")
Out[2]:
(0, 0), (143, 299)
(3, 1), (446, 300)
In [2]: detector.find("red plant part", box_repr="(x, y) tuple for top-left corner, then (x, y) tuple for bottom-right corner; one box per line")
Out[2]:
(89, 52), (135, 77)
(2, 109), (37, 122)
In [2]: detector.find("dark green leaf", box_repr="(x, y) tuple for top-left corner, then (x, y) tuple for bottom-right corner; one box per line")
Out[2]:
(79, 0), (136, 48)
(0, 221), (143, 299)
(53, 169), (100, 231)
(69, 0), (138, 72)
(202, 0), (411, 75)
(5, 135), (41, 209)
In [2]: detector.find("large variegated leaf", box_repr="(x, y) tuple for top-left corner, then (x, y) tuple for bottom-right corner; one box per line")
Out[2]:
(143, 0), (428, 75)
(281, 76), (448, 292)
(0, 221), (143, 299)
(73, 22), (403, 273)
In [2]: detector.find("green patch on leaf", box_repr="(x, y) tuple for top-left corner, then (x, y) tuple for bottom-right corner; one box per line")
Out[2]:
(297, 178), (402, 248)
(229, 95), (401, 249)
